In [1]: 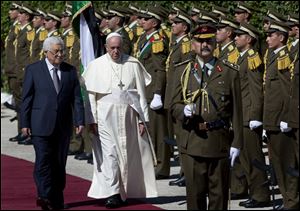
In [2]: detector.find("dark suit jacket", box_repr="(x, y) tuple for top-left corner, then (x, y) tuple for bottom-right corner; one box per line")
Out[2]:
(20, 59), (85, 137)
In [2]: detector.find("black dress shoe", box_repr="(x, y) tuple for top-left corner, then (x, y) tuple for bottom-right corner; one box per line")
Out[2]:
(36, 198), (53, 210)
(18, 137), (33, 145)
(9, 133), (21, 142)
(74, 152), (92, 160)
(105, 194), (127, 209)
(239, 198), (252, 206)
(230, 192), (249, 200)
(169, 176), (186, 187)
(243, 198), (270, 208)
(68, 150), (82, 156)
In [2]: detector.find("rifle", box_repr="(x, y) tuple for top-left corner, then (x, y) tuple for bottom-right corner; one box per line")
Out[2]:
(252, 132), (277, 210)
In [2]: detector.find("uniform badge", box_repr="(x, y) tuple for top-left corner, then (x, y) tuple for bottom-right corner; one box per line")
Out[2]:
(216, 65), (222, 72)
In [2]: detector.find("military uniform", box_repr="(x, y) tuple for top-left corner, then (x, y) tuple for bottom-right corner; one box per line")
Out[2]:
(264, 21), (299, 209)
(137, 7), (171, 177)
(4, 19), (20, 103)
(170, 26), (243, 210)
(30, 26), (47, 63)
(234, 22), (271, 206)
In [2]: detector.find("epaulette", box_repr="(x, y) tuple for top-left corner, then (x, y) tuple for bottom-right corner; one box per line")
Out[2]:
(68, 30), (74, 36)
(136, 26), (143, 36)
(213, 47), (220, 58)
(161, 24), (167, 30)
(174, 59), (192, 67)
(152, 39), (164, 53)
(124, 26), (134, 41)
(53, 31), (60, 37)
(39, 30), (48, 41)
(14, 25), (20, 35)
(27, 30), (35, 41)
(227, 48), (239, 64)
(223, 59), (240, 71)
(277, 54), (291, 70)
(66, 34), (75, 47)
(248, 51), (262, 70)
(181, 38), (191, 54)
(102, 28), (111, 35)
(279, 50), (286, 57)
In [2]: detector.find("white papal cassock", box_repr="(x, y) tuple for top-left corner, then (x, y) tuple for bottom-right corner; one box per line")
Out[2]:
(82, 53), (157, 201)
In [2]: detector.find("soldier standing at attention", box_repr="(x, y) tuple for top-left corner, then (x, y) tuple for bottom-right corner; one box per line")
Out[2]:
(44, 11), (62, 38)
(14, 4), (35, 145)
(137, 6), (171, 179)
(30, 8), (47, 63)
(263, 20), (299, 210)
(234, 22), (271, 208)
(164, 10), (193, 187)
(5, 2), (21, 142)
(170, 24), (243, 210)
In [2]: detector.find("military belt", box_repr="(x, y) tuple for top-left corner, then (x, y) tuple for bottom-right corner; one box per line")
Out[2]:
(199, 119), (228, 131)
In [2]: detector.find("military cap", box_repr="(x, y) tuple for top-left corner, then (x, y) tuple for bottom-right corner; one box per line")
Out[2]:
(62, 9), (72, 17)
(286, 13), (299, 26)
(128, 4), (140, 13)
(216, 17), (239, 29)
(33, 8), (47, 17)
(170, 3), (188, 14)
(234, 2), (252, 14)
(189, 6), (202, 16)
(266, 20), (291, 34)
(197, 11), (218, 25)
(139, 6), (165, 21)
(211, 6), (229, 17)
(153, 3), (170, 18)
(10, 1), (21, 10)
(234, 22), (260, 40)
(45, 11), (62, 22)
(172, 10), (193, 26)
(107, 6), (127, 18)
(264, 9), (286, 22)
(94, 8), (105, 20)
(19, 4), (34, 15)
(192, 24), (217, 39)
(65, 1), (72, 10)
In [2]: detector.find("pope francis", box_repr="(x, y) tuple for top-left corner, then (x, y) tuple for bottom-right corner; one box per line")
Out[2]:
(82, 33), (158, 208)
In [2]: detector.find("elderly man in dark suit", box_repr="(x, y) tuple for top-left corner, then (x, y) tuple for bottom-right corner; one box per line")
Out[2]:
(20, 36), (85, 210)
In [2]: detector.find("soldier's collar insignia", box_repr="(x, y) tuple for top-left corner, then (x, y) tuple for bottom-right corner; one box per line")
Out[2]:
(216, 65), (222, 72)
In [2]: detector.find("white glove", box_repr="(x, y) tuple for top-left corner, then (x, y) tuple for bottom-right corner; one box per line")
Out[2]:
(229, 147), (240, 167)
(262, 129), (268, 140)
(184, 103), (196, 117)
(280, 121), (292, 133)
(150, 94), (163, 110)
(249, 120), (263, 130)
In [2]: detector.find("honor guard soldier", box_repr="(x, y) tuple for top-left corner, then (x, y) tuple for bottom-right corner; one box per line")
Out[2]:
(14, 3), (35, 145)
(287, 13), (299, 51)
(5, 1), (22, 142)
(234, 1), (253, 24)
(106, 6), (132, 55)
(170, 23), (243, 210)
(264, 20), (299, 210)
(234, 22), (271, 208)
(215, 17), (240, 64)
(128, 4), (144, 43)
(189, 6), (202, 23)
(164, 10), (193, 187)
(30, 8), (47, 63)
(137, 6), (171, 179)
(94, 8), (111, 37)
(44, 11), (62, 38)
(286, 14), (299, 168)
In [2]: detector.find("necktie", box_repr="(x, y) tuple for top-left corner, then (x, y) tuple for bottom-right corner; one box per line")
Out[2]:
(52, 67), (60, 93)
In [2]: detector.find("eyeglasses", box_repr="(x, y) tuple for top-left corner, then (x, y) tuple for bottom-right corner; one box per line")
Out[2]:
(48, 49), (65, 56)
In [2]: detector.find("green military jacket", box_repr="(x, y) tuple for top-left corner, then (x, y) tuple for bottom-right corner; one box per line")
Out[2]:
(237, 49), (264, 125)
(30, 26), (47, 63)
(164, 34), (192, 109)
(170, 57), (243, 157)
(137, 31), (168, 102)
(263, 46), (291, 131)
(70, 38), (81, 70)
(62, 28), (79, 66)
(4, 21), (20, 77)
(15, 23), (34, 81)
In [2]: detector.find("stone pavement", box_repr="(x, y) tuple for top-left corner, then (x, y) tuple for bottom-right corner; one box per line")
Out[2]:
(1, 104), (282, 210)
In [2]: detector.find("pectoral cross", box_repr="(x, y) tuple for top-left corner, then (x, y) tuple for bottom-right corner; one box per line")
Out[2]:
(118, 80), (125, 90)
